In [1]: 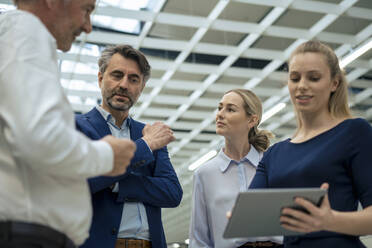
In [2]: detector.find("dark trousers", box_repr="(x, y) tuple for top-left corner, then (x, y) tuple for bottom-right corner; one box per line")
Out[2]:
(0, 221), (75, 248)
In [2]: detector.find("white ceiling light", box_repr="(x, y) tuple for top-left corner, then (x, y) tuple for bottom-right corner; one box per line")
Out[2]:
(188, 150), (218, 171)
(261, 102), (286, 124)
(339, 37), (372, 69)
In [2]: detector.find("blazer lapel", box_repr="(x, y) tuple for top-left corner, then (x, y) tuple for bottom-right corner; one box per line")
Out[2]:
(85, 108), (112, 137)
(128, 117), (143, 141)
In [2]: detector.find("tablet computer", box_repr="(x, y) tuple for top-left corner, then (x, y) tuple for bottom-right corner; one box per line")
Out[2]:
(223, 188), (327, 238)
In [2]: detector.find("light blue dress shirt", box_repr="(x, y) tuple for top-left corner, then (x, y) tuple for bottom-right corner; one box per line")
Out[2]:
(189, 146), (282, 248)
(96, 106), (150, 240)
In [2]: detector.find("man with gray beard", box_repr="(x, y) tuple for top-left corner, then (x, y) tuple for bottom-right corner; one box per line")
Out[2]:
(76, 45), (183, 248)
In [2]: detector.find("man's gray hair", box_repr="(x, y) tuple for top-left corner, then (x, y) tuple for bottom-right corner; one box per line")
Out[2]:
(98, 45), (151, 83)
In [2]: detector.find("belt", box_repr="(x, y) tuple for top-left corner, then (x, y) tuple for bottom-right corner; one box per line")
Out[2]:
(0, 221), (75, 248)
(239, 241), (283, 247)
(115, 238), (152, 248)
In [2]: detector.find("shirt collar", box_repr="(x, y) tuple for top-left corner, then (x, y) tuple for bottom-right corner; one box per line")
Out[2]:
(95, 105), (131, 129)
(219, 145), (261, 173)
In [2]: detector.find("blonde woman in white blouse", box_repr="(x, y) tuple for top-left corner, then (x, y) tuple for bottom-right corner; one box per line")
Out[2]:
(189, 89), (283, 248)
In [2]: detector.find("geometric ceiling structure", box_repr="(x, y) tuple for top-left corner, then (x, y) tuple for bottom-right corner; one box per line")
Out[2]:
(2, 0), (371, 245)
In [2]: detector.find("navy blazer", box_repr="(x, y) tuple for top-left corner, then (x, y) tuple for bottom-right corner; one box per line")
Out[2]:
(76, 108), (183, 248)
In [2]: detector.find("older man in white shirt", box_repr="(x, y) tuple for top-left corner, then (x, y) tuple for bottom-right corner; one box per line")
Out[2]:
(0, 0), (136, 247)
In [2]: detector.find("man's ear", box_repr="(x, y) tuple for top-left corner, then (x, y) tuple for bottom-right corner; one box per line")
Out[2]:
(45, 0), (57, 9)
(98, 71), (103, 88)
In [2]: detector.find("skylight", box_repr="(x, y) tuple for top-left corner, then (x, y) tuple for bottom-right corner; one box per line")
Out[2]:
(94, 0), (152, 34)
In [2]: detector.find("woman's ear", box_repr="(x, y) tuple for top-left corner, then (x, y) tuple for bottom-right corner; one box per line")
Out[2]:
(248, 115), (259, 129)
(331, 76), (340, 93)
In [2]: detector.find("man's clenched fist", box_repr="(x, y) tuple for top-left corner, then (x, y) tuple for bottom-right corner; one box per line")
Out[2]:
(142, 122), (175, 151)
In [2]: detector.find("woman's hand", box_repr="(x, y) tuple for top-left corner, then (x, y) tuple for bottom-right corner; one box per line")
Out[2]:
(280, 183), (336, 233)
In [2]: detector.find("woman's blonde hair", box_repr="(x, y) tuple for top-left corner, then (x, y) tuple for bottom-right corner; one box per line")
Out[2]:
(288, 40), (352, 129)
(225, 89), (274, 152)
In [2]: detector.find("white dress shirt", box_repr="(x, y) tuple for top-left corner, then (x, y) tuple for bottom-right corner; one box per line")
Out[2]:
(0, 10), (113, 245)
(189, 146), (282, 248)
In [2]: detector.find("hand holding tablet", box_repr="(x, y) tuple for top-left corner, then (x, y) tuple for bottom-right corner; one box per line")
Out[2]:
(224, 187), (327, 238)
(280, 183), (334, 234)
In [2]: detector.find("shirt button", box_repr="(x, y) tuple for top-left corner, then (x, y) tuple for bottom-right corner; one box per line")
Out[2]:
(111, 228), (117, 235)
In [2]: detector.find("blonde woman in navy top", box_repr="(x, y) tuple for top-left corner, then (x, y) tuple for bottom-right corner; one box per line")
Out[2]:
(250, 40), (372, 247)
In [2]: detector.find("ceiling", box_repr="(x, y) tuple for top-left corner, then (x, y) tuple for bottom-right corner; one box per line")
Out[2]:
(2, 0), (372, 246)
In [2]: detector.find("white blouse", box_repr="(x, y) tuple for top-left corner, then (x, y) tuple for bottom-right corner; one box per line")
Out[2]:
(189, 146), (282, 248)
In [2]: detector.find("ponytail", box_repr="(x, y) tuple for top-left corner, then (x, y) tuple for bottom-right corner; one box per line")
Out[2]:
(248, 127), (274, 152)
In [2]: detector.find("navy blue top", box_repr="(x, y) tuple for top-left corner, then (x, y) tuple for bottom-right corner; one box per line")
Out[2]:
(250, 118), (372, 248)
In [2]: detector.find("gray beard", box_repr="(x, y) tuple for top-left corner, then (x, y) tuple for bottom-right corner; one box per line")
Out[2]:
(107, 98), (132, 112)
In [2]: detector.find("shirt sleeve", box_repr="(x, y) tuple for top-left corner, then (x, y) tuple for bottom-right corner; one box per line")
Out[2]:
(189, 171), (213, 248)
(349, 119), (372, 208)
(0, 12), (113, 179)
